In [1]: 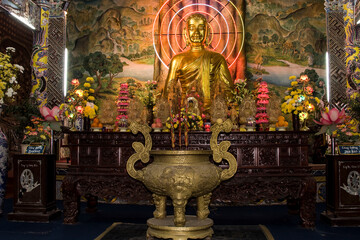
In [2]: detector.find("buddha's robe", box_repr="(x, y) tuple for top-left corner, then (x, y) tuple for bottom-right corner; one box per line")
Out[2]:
(163, 49), (234, 111)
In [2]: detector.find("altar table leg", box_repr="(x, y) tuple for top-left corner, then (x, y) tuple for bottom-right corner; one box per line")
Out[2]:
(62, 176), (80, 224)
(299, 177), (316, 228)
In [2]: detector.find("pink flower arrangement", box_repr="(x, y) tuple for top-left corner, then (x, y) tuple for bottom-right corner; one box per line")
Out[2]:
(115, 82), (130, 126)
(256, 81), (269, 125)
(71, 79), (80, 86)
(40, 106), (61, 121)
(314, 108), (346, 135)
(304, 86), (314, 95)
(314, 108), (345, 126)
(299, 75), (309, 83)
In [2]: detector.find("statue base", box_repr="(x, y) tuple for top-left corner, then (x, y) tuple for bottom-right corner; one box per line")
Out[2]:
(147, 215), (213, 240)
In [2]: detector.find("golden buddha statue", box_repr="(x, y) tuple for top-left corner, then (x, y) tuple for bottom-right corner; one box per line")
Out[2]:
(163, 13), (234, 113)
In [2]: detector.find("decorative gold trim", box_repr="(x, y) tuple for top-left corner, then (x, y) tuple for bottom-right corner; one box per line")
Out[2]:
(94, 222), (122, 240)
(259, 224), (275, 240)
(210, 119), (238, 181)
(126, 122), (152, 181)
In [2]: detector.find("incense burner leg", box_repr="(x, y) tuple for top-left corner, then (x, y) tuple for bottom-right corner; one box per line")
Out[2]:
(197, 193), (212, 219)
(172, 196), (188, 227)
(152, 194), (167, 219)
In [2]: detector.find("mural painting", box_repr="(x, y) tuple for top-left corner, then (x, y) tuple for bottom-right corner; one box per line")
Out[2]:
(66, 0), (326, 124)
(245, 0), (326, 99)
(67, 0), (159, 124)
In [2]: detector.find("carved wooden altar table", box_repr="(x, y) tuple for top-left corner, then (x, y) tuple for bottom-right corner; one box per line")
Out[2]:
(62, 131), (316, 228)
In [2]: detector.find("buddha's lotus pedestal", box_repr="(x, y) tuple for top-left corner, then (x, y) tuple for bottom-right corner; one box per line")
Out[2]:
(126, 120), (237, 240)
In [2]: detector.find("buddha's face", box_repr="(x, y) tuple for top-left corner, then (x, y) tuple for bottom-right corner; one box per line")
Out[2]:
(187, 17), (207, 44)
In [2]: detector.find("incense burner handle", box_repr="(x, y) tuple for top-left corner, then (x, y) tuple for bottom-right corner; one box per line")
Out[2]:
(126, 122), (152, 182)
(210, 119), (238, 181)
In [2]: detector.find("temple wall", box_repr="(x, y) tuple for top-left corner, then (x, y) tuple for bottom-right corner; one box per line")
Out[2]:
(66, 0), (327, 124)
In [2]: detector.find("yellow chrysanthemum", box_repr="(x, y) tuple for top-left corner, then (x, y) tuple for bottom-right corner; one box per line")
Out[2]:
(290, 81), (298, 86)
(86, 77), (94, 82)
(84, 82), (91, 88)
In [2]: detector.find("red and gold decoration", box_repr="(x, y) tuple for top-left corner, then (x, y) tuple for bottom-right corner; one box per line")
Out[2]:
(255, 81), (269, 129)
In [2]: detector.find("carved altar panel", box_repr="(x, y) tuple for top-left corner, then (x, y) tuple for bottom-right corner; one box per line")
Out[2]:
(62, 131), (315, 227)
(259, 147), (277, 166)
(100, 147), (120, 166)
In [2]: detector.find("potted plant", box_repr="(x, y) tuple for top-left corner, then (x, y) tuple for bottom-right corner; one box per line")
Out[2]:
(21, 117), (51, 154)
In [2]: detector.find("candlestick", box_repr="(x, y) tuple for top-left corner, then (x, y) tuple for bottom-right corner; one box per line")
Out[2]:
(169, 103), (175, 149)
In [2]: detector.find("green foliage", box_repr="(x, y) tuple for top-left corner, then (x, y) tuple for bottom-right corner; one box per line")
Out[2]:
(108, 54), (124, 75)
(72, 69), (84, 80)
(3, 97), (41, 137)
(232, 79), (252, 106)
(83, 51), (109, 77)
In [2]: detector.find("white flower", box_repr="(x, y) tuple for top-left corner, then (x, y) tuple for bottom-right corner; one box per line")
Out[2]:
(10, 76), (17, 84)
(86, 102), (95, 108)
(5, 88), (16, 97)
(6, 47), (15, 53)
(14, 64), (24, 73)
(0, 98), (4, 104)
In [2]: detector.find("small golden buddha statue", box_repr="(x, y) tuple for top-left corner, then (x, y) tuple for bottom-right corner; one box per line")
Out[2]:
(163, 13), (234, 113)
(187, 97), (200, 116)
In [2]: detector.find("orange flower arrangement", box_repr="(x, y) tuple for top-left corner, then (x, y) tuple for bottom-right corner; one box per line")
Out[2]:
(22, 117), (51, 144)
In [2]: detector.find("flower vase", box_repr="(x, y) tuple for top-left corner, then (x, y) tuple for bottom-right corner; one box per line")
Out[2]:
(83, 117), (91, 131)
(75, 115), (83, 131)
(331, 135), (336, 155)
(148, 107), (154, 127)
(300, 119), (310, 131)
(292, 113), (300, 131)
(0, 128), (8, 215)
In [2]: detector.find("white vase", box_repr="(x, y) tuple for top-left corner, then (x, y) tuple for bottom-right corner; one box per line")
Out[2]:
(21, 144), (29, 154)
(75, 115), (83, 131)
(0, 128), (8, 215)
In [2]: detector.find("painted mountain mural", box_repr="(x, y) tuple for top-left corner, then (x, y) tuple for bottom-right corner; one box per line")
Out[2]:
(67, 0), (158, 82)
(245, 0), (326, 86)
